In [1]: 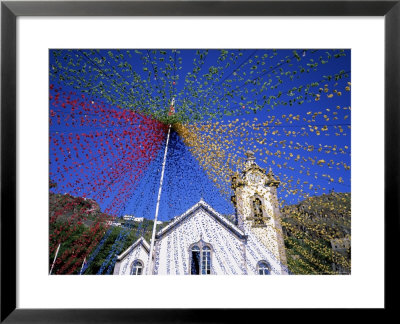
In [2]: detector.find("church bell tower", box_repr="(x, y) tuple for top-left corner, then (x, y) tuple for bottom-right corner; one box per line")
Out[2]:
(231, 151), (287, 267)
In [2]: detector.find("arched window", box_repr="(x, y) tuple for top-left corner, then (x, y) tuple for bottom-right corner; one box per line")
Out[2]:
(131, 260), (143, 275)
(190, 241), (212, 275)
(253, 198), (264, 225)
(202, 246), (211, 275)
(257, 261), (270, 275)
(191, 246), (201, 275)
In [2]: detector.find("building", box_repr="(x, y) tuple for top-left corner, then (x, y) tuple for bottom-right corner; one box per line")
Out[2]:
(106, 221), (122, 227)
(113, 151), (289, 275)
(331, 236), (351, 274)
(123, 215), (144, 222)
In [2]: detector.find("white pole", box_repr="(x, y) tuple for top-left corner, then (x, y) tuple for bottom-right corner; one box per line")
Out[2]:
(49, 243), (61, 275)
(146, 124), (172, 275)
(79, 257), (86, 275)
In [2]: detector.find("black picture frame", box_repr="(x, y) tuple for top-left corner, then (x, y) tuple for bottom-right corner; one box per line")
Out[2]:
(1, 0), (398, 322)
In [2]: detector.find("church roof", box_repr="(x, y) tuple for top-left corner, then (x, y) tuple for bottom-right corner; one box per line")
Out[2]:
(155, 199), (246, 240)
(116, 200), (246, 262)
(117, 236), (150, 261)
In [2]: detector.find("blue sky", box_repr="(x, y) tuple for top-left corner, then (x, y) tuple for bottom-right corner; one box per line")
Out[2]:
(49, 49), (351, 220)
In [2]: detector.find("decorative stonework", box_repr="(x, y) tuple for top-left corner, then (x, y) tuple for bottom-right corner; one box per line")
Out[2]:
(266, 167), (280, 187)
(230, 151), (288, 269)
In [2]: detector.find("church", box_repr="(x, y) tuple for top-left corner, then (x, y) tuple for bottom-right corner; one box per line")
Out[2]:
(113, 151), (289, 275)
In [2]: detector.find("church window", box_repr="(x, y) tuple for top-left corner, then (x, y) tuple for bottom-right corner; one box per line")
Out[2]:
(191, 246), (201, 275)
(131, 260), (143, 275)
(253, 198), (264, 225)
(202, 246), (211, 275)
(257, 261), (270, 275)
(190, 242), (212, 275)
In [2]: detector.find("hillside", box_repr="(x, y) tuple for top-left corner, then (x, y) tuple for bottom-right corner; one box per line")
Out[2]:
(281, 192), (351, 274)
(82, 217), (170, 274)
(49, 192), (169, 274)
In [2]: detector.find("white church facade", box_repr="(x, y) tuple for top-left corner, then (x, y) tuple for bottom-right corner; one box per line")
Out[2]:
(113, 151), (289, 275)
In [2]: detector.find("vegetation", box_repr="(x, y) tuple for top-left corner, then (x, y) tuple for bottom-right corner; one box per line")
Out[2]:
(49, 192), (168, 274)
(281, 191), (351, 274)
(83, 218), (163, 274)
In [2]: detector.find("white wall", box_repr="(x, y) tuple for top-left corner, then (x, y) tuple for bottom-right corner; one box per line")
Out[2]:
(244, 223), (289, 275)
(115, 206), (288, 275)
(116, 243), (149, 275)
(154, 208), (246, 275)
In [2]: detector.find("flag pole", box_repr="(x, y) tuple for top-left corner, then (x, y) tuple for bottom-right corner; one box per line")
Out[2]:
(146, 97), (174, 275)
(49, 243), (61, 275)
(147, 124), (171, 275)
(79, 257), (86, 275)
